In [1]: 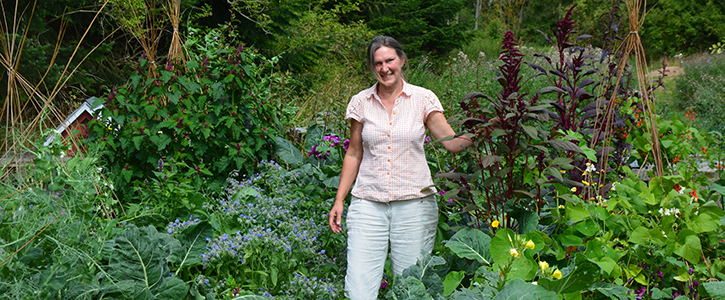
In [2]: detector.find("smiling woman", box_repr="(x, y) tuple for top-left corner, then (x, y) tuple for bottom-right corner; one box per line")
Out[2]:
(328, 35), (472, 299)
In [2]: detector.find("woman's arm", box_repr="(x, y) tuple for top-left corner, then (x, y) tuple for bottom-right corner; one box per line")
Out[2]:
(426, 111), (473, 154)
(329, 119), (364, 233)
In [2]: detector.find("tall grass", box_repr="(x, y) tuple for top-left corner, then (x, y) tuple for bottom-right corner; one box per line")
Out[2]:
(674, 53), (725, 134)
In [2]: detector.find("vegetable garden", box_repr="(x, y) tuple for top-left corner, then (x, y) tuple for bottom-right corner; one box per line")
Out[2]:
(2, 0), (725, 299)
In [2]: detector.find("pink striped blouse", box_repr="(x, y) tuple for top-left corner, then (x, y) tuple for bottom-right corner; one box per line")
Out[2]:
(345, 81), (442, 202)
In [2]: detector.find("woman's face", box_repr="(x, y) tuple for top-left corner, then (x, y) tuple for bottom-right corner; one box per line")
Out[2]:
(373, 46), (405, 89)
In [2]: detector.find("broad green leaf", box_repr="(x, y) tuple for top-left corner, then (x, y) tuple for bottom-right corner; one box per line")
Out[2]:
(538, 254), (601, 294)
(443, 271), (465, 297)
(489, 228), (516, 264)
(106, 225), (187, 299)
(494, 278), (557, 300)
(522, 125), (538, 139)
(674, 230), (701, 264)
(450, 287), (490, 299)
(387, 274), (434, 300)
(651, 287), (676, 300)
(566, 202), (589, 222)
(481, 155), (503, 168)
(446, 227), (492, 265)
(589, 282), (628, 300)
(155, 277), (188, 300)
(549, 140), (583, 153)
(592, 257), (617, 276)
(132, 136), (144, 150)
(701, 281), (725, 299)
(174, 222), (214, 269)
(274, 136), (304, 167)
(690, 214), (719, 233)
(629, 226), (650, 244)
(401, 252), (446, 298)
(574, 219), (598, 236)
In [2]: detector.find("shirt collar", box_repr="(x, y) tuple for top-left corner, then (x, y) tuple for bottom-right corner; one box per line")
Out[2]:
(367, 80), (411, 100)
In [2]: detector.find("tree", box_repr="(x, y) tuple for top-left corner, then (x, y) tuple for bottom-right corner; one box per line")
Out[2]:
(357, 0), (472, 59)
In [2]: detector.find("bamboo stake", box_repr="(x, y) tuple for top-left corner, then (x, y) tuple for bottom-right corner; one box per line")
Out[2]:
(590, 0), (663, 185)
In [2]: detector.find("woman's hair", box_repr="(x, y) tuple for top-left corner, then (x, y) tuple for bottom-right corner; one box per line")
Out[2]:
(366, 36), (407, 72)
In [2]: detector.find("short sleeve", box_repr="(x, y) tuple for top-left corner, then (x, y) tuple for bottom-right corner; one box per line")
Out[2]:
(345, 95), (363, 121)
(423, 91), (444, 122)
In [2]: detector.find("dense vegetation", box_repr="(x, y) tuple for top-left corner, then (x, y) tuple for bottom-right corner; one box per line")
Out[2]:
(2, 0), (725, 299)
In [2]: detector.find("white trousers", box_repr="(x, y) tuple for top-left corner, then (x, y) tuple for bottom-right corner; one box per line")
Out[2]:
(345, 195), (439, 300)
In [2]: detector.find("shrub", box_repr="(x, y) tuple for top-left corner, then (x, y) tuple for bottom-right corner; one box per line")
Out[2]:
(88, 44), (281, 205)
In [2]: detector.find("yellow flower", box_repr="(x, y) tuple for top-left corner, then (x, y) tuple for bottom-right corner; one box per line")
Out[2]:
(560, 170), (566, 173)
(157, 130), (163, 134)
(582, 171), (588, 176)
(525, 240), (535, 249)
(491, 220), (500, 228)
(558, 205), (565, 209)
(509, 248), (520, 258)
(571, 187), (577, 192)
(552, 269), (562, 279)
(539, 261), (549, 271)
(582, 180), (590, 186)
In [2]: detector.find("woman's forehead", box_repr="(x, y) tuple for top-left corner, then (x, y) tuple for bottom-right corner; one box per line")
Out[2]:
(374, 47), (398, 61)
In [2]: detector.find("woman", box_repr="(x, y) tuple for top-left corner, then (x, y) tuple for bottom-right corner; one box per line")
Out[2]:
(328, 36), (472, 299)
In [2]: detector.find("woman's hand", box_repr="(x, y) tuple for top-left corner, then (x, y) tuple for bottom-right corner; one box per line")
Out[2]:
(328, 202), (344, 233)
(426, 111), (473, 153)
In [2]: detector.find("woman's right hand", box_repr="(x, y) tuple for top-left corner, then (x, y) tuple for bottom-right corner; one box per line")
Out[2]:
(328, 202), (344, 233)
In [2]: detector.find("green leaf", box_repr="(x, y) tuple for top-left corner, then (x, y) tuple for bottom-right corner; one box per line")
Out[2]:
(446, 228), (492, 265)
(701, 281), (725, 299)
(549, 140), (583, 153)
(538, 86), (567, 95)
(566, 203), (589, 222)
(674, 230), (701, 264)
(481, 155), (503, 168)
(401, 253), (446, 298)
(592, 257), (617, 276)
(629, 226), (650, 244)
(387, 274), (434, 300)
(589, 282), (628, 300)
(522, 125), (538, 139)
(494, 278), (557, 300)
(574, 219), (598, 236)
(106, 224), (187, 299)
(155, 277), (188, 300)
(443, 271), (465, 296)
(132, 136), (144, 150)
(538, 254), (601, 294)
(275, 136), (304, 167)
(651, 287), (676, 300)
(691, 214), (719, 233)
(174, 222), (214, 268)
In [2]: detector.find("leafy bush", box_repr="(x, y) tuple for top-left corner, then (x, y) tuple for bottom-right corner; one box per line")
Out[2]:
(88, 44), (281, 204)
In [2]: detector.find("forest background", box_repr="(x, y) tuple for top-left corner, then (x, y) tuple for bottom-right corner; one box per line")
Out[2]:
(3, 0), (725, 299)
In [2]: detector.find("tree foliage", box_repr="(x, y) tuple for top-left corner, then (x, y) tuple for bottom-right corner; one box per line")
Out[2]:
(358, 0), (471, 59)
